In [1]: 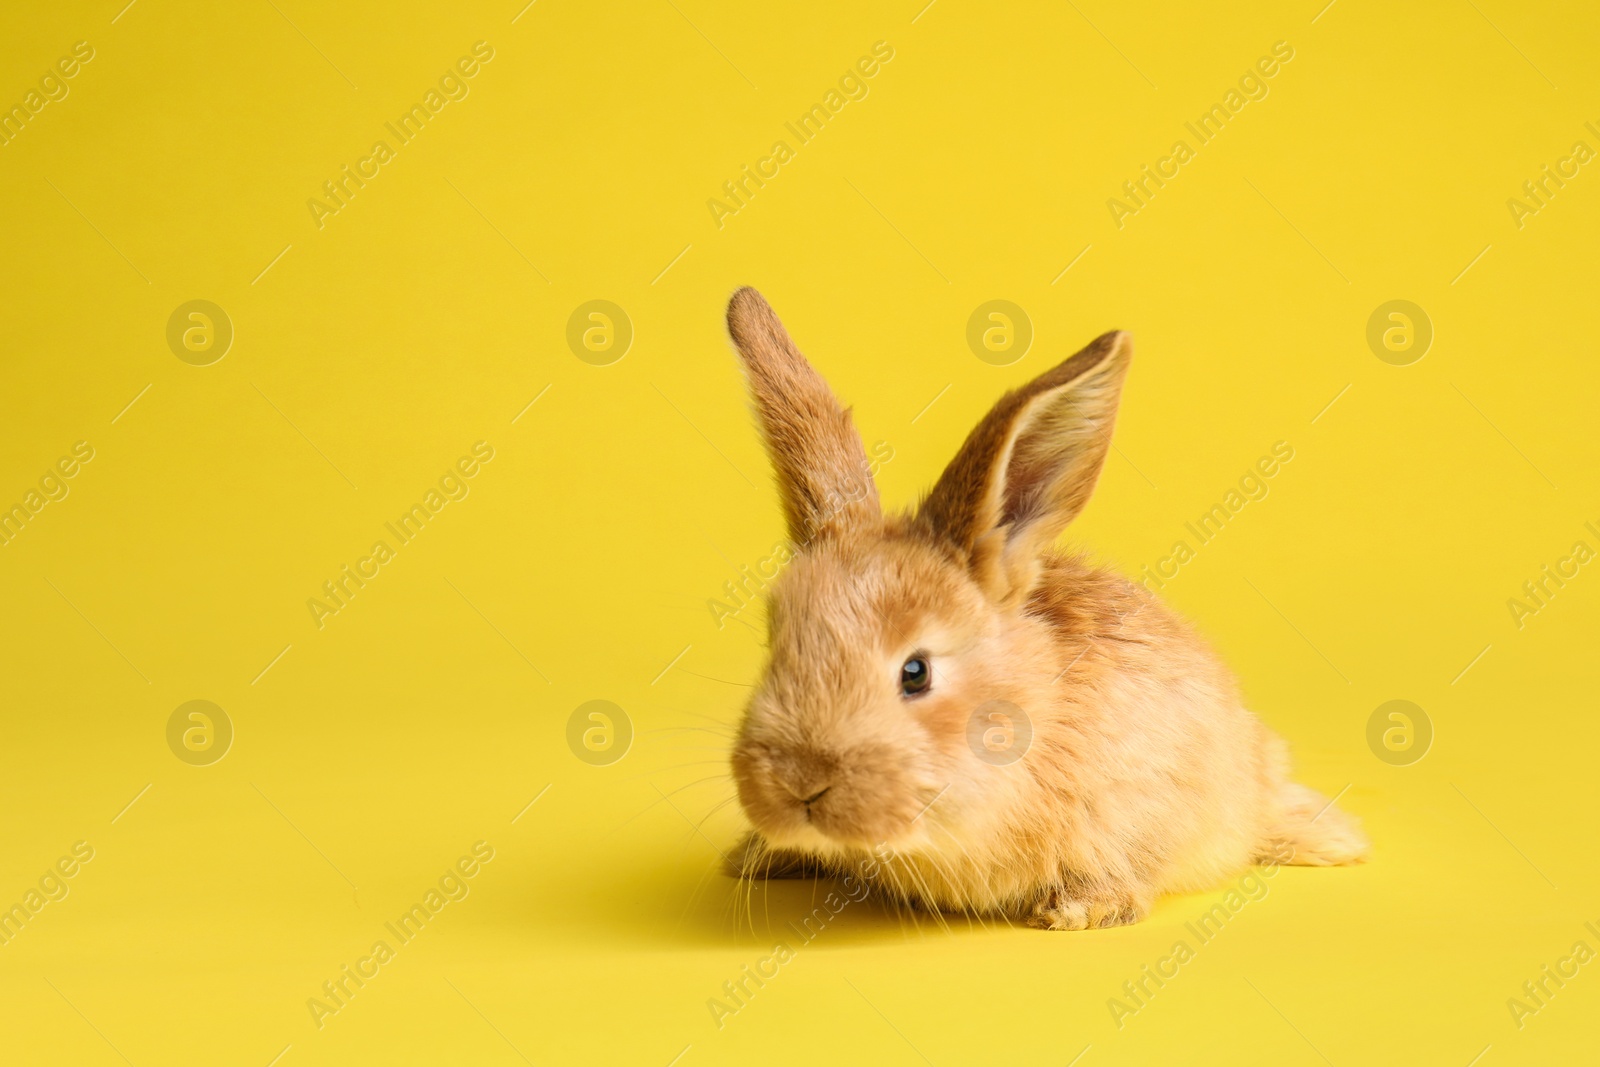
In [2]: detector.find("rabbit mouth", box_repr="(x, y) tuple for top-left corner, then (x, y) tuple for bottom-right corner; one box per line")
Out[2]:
(761, 807), (930, 854)
(732, 741), (936, 851)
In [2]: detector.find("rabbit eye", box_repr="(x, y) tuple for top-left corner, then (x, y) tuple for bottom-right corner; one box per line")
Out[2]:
(900, 656), (932, 698)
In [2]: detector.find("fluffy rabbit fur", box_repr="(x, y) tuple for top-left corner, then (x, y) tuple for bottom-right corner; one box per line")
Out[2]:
(724, 288), (1367, 930)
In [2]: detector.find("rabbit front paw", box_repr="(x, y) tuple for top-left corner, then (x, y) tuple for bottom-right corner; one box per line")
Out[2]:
(1027, 887), (1149, 930)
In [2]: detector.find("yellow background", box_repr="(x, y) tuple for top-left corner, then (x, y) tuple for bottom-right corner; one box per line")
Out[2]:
(2, 1), (1597, 1063)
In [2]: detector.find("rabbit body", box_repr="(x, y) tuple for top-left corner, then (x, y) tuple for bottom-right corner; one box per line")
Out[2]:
(723, 288), (1366, 929)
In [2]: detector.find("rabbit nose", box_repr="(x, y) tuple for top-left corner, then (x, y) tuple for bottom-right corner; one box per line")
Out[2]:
(777, 773), (833, 806)
(780, 778), (832, 803)
(772, 749), (837, 806)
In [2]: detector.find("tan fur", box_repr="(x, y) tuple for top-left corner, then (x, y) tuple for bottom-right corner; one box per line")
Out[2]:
(724, 288), (1368, 930)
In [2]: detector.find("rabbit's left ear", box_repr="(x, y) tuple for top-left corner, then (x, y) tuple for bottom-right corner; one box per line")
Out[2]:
(727, 288), (881, 545)
(918, 331), (1132, 606)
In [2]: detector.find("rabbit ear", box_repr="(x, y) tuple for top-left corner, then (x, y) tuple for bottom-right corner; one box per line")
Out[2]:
(727, 288), (880, 544)
(918, 331), (1132, 605)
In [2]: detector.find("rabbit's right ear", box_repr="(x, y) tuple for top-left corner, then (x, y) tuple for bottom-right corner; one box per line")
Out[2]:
(727, 288), (881, 546)
(918, 331), (1131, 607)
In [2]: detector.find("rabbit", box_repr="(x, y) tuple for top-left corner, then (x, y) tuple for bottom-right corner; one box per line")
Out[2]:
(722, 287), (1368, 930)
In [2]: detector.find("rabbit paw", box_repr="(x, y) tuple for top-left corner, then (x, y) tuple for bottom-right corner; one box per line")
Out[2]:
(724, 832), (827, 880)
(1028, 888), (1148, 930)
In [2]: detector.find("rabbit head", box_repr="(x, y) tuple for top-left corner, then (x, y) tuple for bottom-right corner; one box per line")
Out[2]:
(725, 288), (1131, 859)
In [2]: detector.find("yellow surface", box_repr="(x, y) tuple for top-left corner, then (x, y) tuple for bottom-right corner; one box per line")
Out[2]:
(2, 2), (1597, 1064)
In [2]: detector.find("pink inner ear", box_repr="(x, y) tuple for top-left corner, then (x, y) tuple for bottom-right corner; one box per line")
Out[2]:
(1000, 384), (1107, 535)
(916, 331), (1131, 595)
